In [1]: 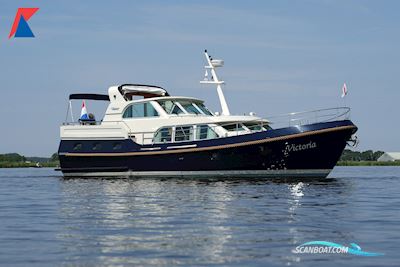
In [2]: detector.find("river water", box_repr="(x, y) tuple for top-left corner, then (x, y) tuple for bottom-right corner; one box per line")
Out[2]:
(0, 167), (399, 266)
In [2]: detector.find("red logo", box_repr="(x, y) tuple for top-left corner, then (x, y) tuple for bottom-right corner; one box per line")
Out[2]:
(9, 8), (39, 38)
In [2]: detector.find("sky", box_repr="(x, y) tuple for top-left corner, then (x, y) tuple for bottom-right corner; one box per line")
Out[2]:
(0, 0), (399, 157)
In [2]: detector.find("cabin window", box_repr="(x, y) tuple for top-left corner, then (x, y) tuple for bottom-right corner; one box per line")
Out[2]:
(158, 100), (213, 116)
(222, 123), (245, 132)
(113, 142), (122, 150)
(175, 126), (193, 142)
(153, 127), (172, 143)
(73, 143), (82, 151)
(195, 103), (213, 116)
(157, 100), (184, 115)
(178, 101), (202, 115)
(243, 122), (265, 131)
(196, 125), (218, 140)
(92, 143), (102, 151)
(123, 102), (159, 118)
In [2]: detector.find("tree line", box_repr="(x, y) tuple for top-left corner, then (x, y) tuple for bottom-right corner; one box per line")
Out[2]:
(339, 149), (384, 161)
(0, 150), (389, 168)
(0, 153), (59, 168)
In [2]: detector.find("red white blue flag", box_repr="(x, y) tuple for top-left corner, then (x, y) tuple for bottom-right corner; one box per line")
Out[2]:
(80, 100), (89, 120)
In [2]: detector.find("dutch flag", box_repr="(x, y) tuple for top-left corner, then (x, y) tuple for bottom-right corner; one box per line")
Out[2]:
(80, 100), (89, 120)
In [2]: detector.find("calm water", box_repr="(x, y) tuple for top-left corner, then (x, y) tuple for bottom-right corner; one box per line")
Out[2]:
(0, 167), (399, 266)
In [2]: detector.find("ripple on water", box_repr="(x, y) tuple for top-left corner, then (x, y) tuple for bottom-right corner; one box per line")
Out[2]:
(0, 167), (399, 266)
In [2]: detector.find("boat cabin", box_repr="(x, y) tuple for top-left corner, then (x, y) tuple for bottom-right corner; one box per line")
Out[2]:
(61, 84), (270, 145)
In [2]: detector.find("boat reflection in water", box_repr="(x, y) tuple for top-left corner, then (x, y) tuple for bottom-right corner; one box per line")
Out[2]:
(57, 177), (352, 266)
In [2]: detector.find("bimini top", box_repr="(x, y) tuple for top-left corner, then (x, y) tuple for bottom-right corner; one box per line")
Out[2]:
(69, 93), (110, 101)
(119, 84), (170, 99)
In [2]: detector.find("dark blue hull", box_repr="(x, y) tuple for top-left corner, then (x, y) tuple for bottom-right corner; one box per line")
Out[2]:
(58, 120), (357, 178)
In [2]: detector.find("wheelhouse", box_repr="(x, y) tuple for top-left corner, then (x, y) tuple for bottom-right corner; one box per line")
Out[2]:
(121, 97), (214, 119)
(62, 84), (270, 146)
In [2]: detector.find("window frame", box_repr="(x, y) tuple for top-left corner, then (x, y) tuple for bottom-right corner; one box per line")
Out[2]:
(195, 124), (218, 140)
(174, 126), (194, 142)
(153, 127), (173, 143)
(156, 99), (213, 116)
(157, 100), (185, 115)
(222, 123), (245, 132)
(178, 101), (202, 115)
(122, 101), (160, 119)
(193, 102), (213, 116)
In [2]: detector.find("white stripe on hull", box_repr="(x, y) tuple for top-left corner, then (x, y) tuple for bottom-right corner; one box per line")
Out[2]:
(62, 169), (332, 178)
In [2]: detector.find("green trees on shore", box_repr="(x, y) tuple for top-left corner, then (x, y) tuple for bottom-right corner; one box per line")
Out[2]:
(0, 149), (396, 168)
(0, 153), (26, 162)
(339, 149), (384, 162)
(337, 149), (400, 166)
(0, 153), (59, 168)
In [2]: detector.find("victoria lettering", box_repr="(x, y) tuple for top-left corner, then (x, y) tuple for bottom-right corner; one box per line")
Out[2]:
(285, 141), (317, 152)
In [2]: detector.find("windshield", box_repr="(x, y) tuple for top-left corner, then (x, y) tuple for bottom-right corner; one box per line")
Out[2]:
(157, 99), (213, 116)
(158, 100), (184, 115)
(195, 103), (213, 115)
(179, 101), (202, 115)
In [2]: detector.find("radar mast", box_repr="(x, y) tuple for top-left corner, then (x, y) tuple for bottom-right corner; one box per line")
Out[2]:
(200, 50), (230, 115)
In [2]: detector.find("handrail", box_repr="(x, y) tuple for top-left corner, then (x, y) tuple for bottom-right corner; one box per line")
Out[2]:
(267, 107), (350, 128)
(61, 120), (133, 134)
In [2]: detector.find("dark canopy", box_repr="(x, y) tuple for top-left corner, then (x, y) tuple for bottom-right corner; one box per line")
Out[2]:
(69, 94), (110, 101)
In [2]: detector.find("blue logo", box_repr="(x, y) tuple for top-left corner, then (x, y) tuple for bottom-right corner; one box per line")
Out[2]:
(294, 241), (384, 256)
(9, 8), (39, 38)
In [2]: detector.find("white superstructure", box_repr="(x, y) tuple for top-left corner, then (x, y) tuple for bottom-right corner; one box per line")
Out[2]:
(61, 52), (269, 145)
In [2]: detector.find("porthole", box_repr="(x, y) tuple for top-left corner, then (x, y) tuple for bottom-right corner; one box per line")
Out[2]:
(113, 142), (122, 150)
(73, 143), (82, 151)
(92, 143), (102, 151)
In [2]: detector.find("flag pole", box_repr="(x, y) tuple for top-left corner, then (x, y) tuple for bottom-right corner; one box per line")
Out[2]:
(69, 100), (74, 122)
(341, 82), (348, 107)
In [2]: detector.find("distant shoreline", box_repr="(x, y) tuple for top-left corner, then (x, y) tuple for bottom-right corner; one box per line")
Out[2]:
(3, 150), (397, 168)
(0, 162), (59, 168)
(0, 153), (59, 168)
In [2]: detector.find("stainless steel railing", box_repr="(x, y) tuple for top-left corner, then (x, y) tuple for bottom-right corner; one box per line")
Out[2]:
(267, 107), (351, 128)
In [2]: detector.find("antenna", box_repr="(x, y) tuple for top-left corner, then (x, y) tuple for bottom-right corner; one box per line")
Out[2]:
(204, 69), (209, 81)
(200, 49), (230, 115)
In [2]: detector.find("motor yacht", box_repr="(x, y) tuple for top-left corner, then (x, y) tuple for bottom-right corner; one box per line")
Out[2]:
(58, 50), (358, 178)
